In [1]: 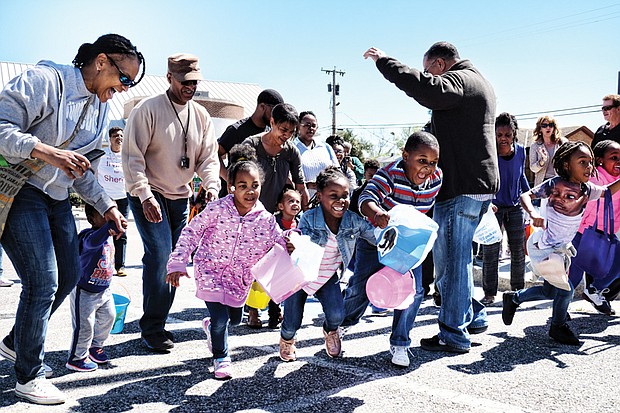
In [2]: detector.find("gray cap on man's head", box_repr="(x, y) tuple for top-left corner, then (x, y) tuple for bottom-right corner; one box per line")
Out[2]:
(257, 89), (284, 105)
(168, 53), (204, 82)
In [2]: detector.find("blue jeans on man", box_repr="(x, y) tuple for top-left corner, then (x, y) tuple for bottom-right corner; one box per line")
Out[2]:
(1, 185), (80, 384)
(342, 238), (425, 347)
(432, 196), (490, 351)
(281, 273), (344, 340)
(129, 192), (188, 337)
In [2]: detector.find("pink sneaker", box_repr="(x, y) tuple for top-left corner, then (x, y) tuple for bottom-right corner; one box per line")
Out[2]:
(213, 357), (232, 380)
(202, 317), (212, 354)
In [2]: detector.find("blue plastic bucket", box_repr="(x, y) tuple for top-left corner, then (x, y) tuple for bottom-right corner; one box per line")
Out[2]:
(110, 293), (130, 334)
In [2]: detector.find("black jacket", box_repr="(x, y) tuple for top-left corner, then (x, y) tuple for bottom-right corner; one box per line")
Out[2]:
(591, 123), (620, 148)
(375, 58), (499, 201)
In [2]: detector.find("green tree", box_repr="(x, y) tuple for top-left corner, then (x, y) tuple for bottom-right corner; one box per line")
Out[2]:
(337, 129), (373, 161)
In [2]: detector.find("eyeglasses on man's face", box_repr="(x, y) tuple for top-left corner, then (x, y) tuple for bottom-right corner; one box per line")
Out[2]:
(180, 80), (199, 87)
(106, 54), (138, 88)
(541, 123), (555, 129)
(301, 122), (318, 129)
(423, 59), (439, 74)
(602, 102), (620, 112)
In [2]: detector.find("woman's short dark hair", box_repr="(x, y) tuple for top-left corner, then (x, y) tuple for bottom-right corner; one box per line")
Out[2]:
(495, 112), (519, 142)
(271, 103), (299, 126)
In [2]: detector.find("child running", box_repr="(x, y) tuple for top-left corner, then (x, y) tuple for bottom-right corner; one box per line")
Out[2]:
(166, 144), (291, 380)
(570, 140), (620, 314)
(341, 131), (442, 366)
(267, 186), (303, 329)
(279, 166), (376, 362)
(503, 141), (620, 345)
(67, 204), (125, 372)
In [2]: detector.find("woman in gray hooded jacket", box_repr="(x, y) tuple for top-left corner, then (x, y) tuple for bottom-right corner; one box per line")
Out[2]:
(0, 34), (143, 405)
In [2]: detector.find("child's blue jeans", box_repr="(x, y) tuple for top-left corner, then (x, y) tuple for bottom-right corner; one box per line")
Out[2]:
(281, 273), (344, 341)
(205, 301), (243, 359)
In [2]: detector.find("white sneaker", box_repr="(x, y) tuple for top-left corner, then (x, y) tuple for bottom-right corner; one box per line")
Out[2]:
(389, 345), (410, 367)
(0, 340), (53, 378)
(15, 377), (66, 405)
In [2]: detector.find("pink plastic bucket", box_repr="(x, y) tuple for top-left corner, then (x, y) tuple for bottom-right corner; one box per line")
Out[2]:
(366, 266), (415, 310)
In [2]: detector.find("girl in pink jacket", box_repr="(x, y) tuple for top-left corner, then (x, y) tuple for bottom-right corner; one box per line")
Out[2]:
(166, 145), (289, 380)
(570, 140), (620, 315)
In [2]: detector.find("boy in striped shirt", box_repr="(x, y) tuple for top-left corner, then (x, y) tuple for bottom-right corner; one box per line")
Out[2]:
(342, 131), (442, 367)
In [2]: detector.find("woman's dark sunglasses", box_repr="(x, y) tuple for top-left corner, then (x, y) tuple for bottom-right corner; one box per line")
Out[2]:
(106, 54), (145, 88)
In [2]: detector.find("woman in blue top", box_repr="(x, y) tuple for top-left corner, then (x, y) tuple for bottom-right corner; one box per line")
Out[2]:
(481, 113), (530, 305)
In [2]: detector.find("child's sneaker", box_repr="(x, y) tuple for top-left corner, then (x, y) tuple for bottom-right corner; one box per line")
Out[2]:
(582, 287), (613, 315)
(389, 345), (410, 367)
(66, 357), (98, 372)
(279, 337), (297, 362)
(213, 357), (232, 380)
(88, 347), (109, 364)
(202, 317), (212, 354)
(323, 330), (342, 358)
(15, 376), (65, 405)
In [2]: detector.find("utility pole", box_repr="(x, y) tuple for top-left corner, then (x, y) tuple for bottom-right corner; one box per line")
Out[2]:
(321, 67), (345, 135)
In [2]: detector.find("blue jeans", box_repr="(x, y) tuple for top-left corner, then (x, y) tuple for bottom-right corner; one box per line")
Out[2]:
(1, 184), (80, 384)
(482, 205), (526, 295)
(129, 192), (188, 336)
(205, 301), (243, 359)
(113, 197), (129, 270)
(342, 238), (425, 347)
(433, 196), (490, 350)
(281, 273), (344, 340)
(514, 280), (573, 326)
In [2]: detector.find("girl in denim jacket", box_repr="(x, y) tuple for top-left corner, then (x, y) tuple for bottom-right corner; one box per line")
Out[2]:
(279, 167), (376, 362)
(167, 145), (291, 380)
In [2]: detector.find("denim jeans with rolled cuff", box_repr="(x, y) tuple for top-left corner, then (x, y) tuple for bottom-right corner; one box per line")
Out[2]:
(205, 301), (243, 359)
(281, 273), (344, 341)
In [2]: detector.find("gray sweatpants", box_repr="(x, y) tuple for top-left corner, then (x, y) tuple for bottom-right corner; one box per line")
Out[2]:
(68, 286), (115, 361)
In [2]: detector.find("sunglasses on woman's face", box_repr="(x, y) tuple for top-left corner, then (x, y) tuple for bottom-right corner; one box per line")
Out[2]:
(106, 54), (138, 87)
(541, 123), (555, 129)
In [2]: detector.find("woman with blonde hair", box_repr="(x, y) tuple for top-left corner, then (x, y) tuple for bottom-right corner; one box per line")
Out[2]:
(529, 115), (568, 186)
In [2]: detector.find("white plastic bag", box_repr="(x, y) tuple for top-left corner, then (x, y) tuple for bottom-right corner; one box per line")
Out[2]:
(473, 205), (503, 245)
(288, 231), (325, 283)
(374, 205), (439, 273)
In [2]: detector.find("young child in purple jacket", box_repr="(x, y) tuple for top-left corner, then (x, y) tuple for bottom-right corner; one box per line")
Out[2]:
(166, 144), (292, 380)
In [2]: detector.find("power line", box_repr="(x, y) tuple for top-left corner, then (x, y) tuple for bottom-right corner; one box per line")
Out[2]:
(332, 105), (601, 130)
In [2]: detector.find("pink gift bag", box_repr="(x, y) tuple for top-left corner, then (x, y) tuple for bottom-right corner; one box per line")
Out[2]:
(251, 244), (308, 304)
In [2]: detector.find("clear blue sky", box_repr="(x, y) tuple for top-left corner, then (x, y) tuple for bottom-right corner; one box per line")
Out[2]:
(1, 0), (619, 151)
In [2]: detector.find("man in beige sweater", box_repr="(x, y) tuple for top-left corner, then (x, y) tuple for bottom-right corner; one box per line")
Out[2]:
(123, 53), (220, 352)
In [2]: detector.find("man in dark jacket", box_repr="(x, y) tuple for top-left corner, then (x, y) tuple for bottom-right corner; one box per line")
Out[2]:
(364, 42), (499, 353)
